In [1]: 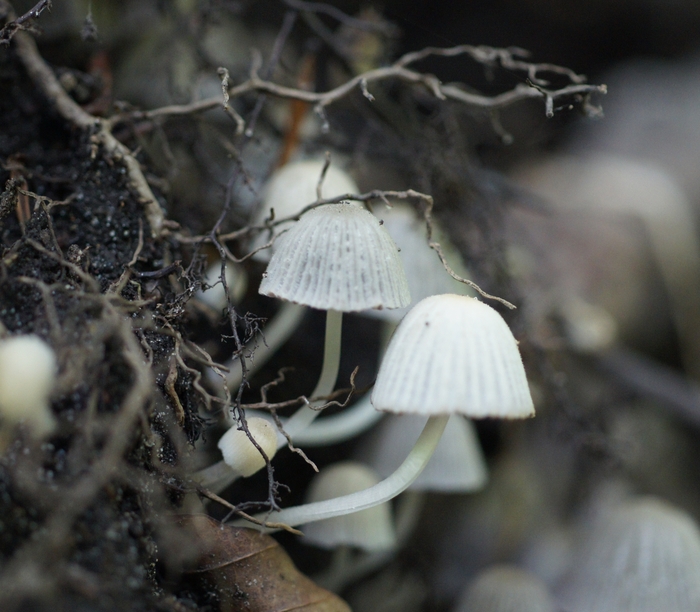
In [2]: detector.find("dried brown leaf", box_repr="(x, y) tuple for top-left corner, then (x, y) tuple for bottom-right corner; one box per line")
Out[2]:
(177, 514), (351, 612)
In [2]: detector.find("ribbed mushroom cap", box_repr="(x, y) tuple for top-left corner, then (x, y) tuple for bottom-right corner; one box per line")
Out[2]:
(454, 565), (556, 612)
(302, 461), (396, 551)
(558, 497), (700, 612)
(371, 294), (534, 418)
(357, 414), (488, 493)
(251, 159), (360, 262)
(259, 203), (410, 311)
(217, 417), (278, 478)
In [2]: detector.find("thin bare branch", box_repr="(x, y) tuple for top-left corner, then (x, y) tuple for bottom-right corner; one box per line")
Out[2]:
(0, 0), (52, 46)
(109, 44), (604, 135)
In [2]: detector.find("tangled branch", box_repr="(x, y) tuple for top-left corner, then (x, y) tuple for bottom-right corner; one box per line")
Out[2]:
(110, 44), (605, 133)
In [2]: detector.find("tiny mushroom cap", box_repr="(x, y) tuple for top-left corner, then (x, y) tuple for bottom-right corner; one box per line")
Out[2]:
(302, 461), (396, 552)
(252, 159), (360, 261)
(558, 496), (700, 612)
(0, 335), (57, 437)
(371, 294), (534, 418)
(453, 565), (556, 612)
(357, 414), (488, 493)
(217, 417), (278, 478)
(259, 203), (410, 312)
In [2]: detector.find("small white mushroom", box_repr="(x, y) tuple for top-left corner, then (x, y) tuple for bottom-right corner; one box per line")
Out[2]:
(193, 417), (278, 492)
(0, 335), (57, 437)
(219, 159), (360, 399)
(372, 294), (534, 419)
(259, 203), (409, 312)
(303, 461), (396, 552)
(557, 497), (700, 612)
(259, 203), (410, 444)
(454, 565), (556, 612)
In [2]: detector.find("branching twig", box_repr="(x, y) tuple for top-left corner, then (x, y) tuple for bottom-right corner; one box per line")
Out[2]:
(420, 196), (517, 309)
(0, 0), (51, 46)
(195, 485), (302, 535)
(110, 44), (605, 132)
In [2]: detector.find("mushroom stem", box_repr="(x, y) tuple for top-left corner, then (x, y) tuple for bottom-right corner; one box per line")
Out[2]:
(242, 415), (449, 529)
(316, 491), (427, 592)
(287, 395), (383, 446)
(277, 309), (343, 445)
(280, 318), (395, 447)
(191, 460), (241, 492)
(313, 309), (344, 398)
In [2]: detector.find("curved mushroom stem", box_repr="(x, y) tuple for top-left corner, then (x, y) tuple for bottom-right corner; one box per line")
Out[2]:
(191, 461), (241, 493)
(315, 489), (427, 592)
(197, 309), (342, 493)
(239, 415), (449, 529)
(285, 318), (395, 447)
(276, 309), (343, 446)
(287, 394), (383, 447)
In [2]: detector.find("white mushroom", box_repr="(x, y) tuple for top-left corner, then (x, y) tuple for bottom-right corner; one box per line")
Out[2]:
(557, 496), (700, 612)
(238, 293), (532, 532)
(372, 294), (534, 419)
(259, 203), (410, 444)
(193, 416), (278, 492)
(303, 461), (396, 552)
(218, 159), (360, 399)
(454, 565), (556, 612)
(0, 335), (57, 438)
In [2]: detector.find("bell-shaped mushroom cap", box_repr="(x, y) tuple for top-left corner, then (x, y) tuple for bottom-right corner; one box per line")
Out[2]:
(356, 414), (488, 493)
(217, 417), (278, 478)
(0, 335), (57, 437)
(454, 565), (556, 612)
(251, 159), (360, 261)
(371, 295), (534, 418)
(259, 203), (410, 312)
(366, 203), (474, 322)
(557, 497), (700, 612)
(302, 461), (396, 551)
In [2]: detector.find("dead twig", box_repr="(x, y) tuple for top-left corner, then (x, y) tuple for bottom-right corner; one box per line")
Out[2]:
(110, 44), (605, 133)
(0, 0), (52, 46)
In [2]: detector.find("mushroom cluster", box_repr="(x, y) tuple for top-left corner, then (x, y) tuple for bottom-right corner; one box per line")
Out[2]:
(201, 163), (534, 582)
